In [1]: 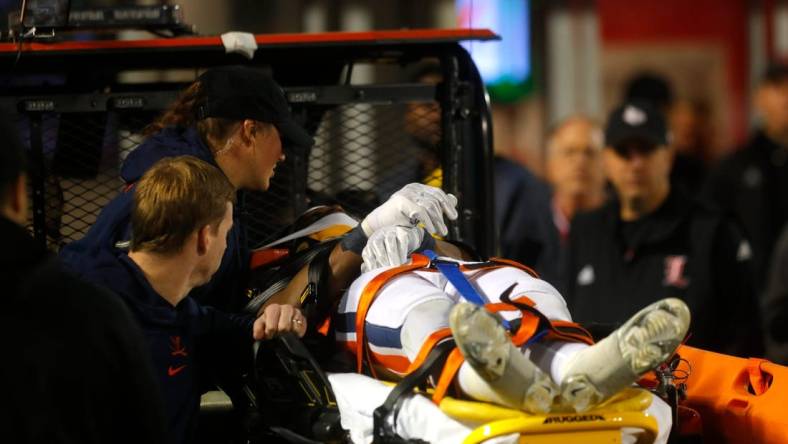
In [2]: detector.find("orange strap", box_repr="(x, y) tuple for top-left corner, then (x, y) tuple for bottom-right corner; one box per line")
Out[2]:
(249, 248), (290, 270)
(405, 327), (453, 374)
(432, 347), (465, 404)
(316, 316), (332, 336)
(487, 293), (594, 347)
(484, 296), (541, 347)
(747, 357), (772, 396)
(511, 314), (541, 346)
(354, 254), (431, 374)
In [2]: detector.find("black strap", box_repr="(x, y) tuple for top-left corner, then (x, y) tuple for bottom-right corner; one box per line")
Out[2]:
(339, 224), (367, 255)
(499, 282), (552, 332)
(250, 333), (335, 407)
(302, 243), (335, 327)
(461, 259), (538, 278)
(243, 240), (338, 316)
(372, 339), (455, 443)
(249, 333), (341, 442)
(416, 228), (437, 252)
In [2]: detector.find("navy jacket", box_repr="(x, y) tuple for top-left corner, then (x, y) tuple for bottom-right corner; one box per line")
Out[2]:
(493, 157), (569, 291)
(83, 250), (254, 444)
(60, 126), (250, 311)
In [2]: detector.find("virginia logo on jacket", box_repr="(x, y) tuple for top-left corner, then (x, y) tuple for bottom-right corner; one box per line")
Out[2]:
(170, 336), (188, 357)
(663, 255), (690, 288)
(168, 335), (188, 377)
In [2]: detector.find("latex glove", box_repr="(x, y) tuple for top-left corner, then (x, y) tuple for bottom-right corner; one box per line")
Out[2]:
(361, 225), (424, 273)
(361, 183), (458, 237)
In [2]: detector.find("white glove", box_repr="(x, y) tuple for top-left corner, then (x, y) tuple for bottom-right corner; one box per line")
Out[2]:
(361, 225), (424, 273)
(361, 183), (458, 237)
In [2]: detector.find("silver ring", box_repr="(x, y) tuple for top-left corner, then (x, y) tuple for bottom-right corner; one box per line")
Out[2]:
(292, 318), (304, 325)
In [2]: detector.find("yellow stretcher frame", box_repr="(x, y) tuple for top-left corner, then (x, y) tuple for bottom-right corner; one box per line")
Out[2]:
(437, 388), (659, 444)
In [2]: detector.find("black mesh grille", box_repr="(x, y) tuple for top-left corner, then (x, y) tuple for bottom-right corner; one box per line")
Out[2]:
(21, 111), (155, 249)
(19, 96), (442, 252)
(238, 100), (442, 248)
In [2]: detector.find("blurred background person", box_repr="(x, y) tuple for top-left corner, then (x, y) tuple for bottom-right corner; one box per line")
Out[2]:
(669, 98), (713, 192)
(624, 72), (674, 114)
(494, 155), (551, 268)
(566, 101), (763, 357)
(0, 117), (167, 444)
(393, 62), (554, 270)
(404, 64), (444, 188)
(704, 64), (788, 293)
(624, 72), (709, 196)
(378, 63), (444, 200)
(534, 116), (607, 292)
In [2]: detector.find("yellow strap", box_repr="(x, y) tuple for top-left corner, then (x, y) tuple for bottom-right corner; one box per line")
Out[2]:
(423, 167), (443, 187)
(308, 224), (354, 242)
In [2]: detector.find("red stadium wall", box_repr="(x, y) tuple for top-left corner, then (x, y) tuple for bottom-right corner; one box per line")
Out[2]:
(597, 0), (749, 145)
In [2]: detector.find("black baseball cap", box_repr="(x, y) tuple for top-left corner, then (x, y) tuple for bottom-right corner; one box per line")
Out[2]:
(196, 66), (314, 151)
(604, 101), (668, 151)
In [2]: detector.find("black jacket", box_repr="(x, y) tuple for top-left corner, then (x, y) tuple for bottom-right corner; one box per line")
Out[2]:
(703, 131), (788, 289)
(566, 189), (763, 358)
(493, 157), (569, 290)
(0, 216), (167, 443)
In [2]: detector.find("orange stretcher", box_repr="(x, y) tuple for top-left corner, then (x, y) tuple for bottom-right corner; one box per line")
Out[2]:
(677, 345), (788, 443)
